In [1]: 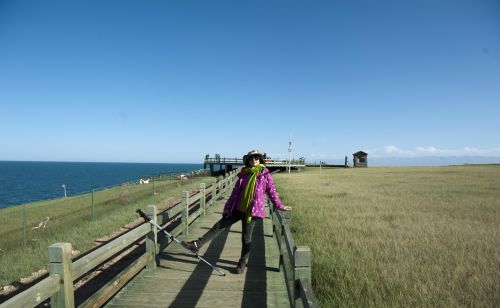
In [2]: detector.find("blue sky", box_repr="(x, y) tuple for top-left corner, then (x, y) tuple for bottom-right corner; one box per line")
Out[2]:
(1, 0), (499, 164)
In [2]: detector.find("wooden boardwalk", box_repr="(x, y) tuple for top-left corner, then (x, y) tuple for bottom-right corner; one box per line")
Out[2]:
(105, 191), (290, 307)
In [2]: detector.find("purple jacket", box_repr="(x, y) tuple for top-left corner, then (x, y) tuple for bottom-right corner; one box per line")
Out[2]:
(224, 167), (285, 218)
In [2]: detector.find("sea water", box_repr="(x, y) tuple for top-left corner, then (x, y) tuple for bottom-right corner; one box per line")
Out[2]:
(0, 161), (203, 208)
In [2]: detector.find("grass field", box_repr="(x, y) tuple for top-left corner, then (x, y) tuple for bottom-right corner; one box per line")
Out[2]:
(0, 176), (212, 287)
(273, 165), (499, 307)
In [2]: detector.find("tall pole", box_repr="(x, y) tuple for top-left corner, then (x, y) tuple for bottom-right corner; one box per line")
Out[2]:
(22, 205), (27, 247)
(91, 188), (95, 221)
(288, 135), (292, 174)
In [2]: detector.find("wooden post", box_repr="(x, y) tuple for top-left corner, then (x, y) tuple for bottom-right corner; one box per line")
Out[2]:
(49, 243), (74, 308)
(213, 178), (219, 201)
(281, 208), (292, 222)
(221, 175), (225, 193)
(146, 205), (157, 269)
(181, 191), (189, 235)
(200, 183), (206, 216)
(221, 175), (225, 194)
(294, 246), (312, 308)
(218, 176), (222, 197)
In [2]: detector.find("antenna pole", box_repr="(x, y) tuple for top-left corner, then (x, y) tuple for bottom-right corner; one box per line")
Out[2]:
(288, 135), (292, 174)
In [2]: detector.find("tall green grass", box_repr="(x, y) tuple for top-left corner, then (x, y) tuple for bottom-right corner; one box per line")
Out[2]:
(0, 177), (212, 286)
(274, 165), (500, 307)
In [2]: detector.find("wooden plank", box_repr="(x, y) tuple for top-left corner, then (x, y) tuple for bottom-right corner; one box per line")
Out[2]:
(170, 222), (185, 238)
(157, 218), (188, 252)
(128, 278), (285, 291)
(160, 202), (183, 219)
(78, 253), (151, 308)
(109, 290), (289, 307)
(273, 215), (282, 249)
(298, 279), (318, 308)
(205, 184), (215, 193)
(181, 191), (189, 236)
(282, 244), (294, 306)
(200, 183), (206, 216)
(157, 223), (185, 253)
(0, 275), (60, 308)
(188, 208), (203, 225)
(72, 224), (149, 280)
(189, 191), (201, 204)
(283, 225), (295, 267)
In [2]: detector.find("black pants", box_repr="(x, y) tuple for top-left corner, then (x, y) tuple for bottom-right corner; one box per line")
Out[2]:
(197, 210), (260, 263)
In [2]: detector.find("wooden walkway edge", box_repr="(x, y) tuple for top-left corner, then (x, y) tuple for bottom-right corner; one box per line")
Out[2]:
(105, 190), (290, 307)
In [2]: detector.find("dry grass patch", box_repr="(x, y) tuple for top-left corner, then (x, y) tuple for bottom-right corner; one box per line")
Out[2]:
(274, 165), (500, 307)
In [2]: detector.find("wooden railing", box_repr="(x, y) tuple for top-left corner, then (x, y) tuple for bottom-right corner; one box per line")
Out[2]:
(204, 157), (244, 164)
(0, 170), (239, 308)
(205, 157), (306, 166)
(269, 200), (319, 308)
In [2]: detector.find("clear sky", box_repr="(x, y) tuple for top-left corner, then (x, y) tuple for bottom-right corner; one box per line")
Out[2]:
(1, 0), (499, 164)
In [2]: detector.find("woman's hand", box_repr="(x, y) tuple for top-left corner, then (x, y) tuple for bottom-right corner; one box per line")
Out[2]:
(280, 206), (292, 211)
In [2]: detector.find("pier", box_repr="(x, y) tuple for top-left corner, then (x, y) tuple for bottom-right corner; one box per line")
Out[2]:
(204, 155), (306, 176)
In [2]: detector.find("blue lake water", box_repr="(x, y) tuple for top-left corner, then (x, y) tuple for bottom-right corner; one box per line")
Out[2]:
(0, 161), (203, 208)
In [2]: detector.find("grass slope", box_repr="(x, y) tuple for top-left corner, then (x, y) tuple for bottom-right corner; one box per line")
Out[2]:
(0, 177), (212, 286)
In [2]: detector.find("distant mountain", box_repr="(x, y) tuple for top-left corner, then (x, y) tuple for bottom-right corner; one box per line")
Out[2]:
(367, 156), (500, 166)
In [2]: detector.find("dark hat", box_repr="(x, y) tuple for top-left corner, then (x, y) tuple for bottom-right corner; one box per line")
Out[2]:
(243, 149), (265, 165)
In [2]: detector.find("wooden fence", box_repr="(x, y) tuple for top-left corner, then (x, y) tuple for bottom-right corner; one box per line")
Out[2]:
(0, 170), (237, 308)
(269, 199), (319, 308)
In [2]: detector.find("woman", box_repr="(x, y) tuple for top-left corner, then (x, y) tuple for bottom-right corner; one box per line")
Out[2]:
(184, 149), (291, 274)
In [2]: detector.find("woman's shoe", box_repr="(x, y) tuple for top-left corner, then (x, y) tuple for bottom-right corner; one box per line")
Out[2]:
(183, 240), (199, 254)
(236, 259), (246, 274)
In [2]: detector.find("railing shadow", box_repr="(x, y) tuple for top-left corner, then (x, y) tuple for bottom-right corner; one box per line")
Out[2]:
(166, 227), (230, 307)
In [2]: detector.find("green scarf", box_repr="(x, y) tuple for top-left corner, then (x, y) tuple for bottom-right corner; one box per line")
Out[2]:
(239, 164), (265, 222)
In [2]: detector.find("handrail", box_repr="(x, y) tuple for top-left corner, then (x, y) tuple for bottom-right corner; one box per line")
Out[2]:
(0, 169), (239, 308)
(269, 200), (319, 308)
(204, 157), (306, 165)
(72, 224), (150, 280)
(204, 157), (244, 164)
(0, 275), (61, 308)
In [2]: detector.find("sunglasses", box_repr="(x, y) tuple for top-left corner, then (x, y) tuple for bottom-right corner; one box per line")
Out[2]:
(249, 155), (261, 161)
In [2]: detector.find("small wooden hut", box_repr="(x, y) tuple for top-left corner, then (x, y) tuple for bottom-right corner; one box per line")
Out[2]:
(353, 151), (368, 168)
